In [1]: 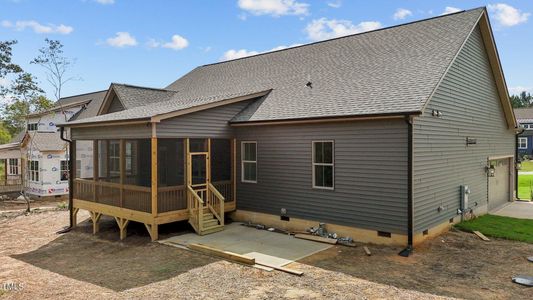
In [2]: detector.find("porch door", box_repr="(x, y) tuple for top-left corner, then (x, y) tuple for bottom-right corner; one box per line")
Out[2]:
(189, 152), (208, 203)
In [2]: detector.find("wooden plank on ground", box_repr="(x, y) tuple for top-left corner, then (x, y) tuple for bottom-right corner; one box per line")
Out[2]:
(294, 234), (337, 245)
(255, 262), (303, 276)
(188, 243), (255, 265)
(473, 231), (490, 241)
(363, 246), (372, 256)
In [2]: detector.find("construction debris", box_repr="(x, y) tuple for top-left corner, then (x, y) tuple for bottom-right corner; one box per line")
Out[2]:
(294, 234), (338, 245)
(254, 262), (304, 276)
(528, 256), (533, 263)
(512, 275), (533, 287)
(473, 231), (490, 241)
(363, 246), (372, 256)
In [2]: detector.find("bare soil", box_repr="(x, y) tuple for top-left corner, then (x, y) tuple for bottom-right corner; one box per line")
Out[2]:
(0, 210), (454, 299)
(300, 228), (533, 299)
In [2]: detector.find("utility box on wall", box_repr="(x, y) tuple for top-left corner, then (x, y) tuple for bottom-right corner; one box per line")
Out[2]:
(460, 185), (471, 212)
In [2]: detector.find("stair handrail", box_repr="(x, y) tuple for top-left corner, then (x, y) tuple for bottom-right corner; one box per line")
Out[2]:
(187, 185), (204, 232)
(207, 183), (225, 226)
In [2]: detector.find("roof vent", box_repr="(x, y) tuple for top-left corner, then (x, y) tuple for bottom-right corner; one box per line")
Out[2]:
(306, 81), (313, 89)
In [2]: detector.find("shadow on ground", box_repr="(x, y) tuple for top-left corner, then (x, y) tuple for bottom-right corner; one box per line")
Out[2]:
(298, 229), (533, 299)
(11, 216), (218, 291)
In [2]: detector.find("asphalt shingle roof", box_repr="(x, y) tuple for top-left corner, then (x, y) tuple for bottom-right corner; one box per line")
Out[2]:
(68, 90), (108, 121)
(64, 8), (485, 126)
(514, 108), (533, 123)
(28, 132), (66, 152)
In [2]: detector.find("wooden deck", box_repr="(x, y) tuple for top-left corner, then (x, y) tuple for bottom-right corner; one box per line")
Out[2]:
(0, 177), (22, 195)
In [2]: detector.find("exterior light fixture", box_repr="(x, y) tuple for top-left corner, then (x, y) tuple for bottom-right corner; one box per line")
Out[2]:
(486, 165), (496, 177)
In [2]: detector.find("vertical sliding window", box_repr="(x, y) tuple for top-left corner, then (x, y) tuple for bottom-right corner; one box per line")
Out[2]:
(28, 160), (39, 182)
(109, 140), (120, 177)
(241, 141), (257, 183)
(312, 141), (334, 189)
(8, 158), (19, 175)
(519, 137), (527, 149)
(60, 160), (70, 181)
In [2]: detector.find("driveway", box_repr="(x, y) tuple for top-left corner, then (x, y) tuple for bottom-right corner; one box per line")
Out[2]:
(493, 201), (533, 219)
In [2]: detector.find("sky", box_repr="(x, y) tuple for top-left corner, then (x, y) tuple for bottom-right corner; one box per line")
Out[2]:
(0, 0), (532, 99)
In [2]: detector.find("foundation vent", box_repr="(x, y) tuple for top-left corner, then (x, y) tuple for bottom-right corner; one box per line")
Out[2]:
(377, 231), (391, 238)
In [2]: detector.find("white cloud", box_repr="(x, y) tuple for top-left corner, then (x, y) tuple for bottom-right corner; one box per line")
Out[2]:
(238, 0), (309, 17)
(441, 7), (461, 15)
(162, 34), (189, 50)
(305, 18), (382, 41)
(393, 8), (412, 20)
(221, 43), (302, 61)
(327, 0), (341, 8)
(1, 20), (73, 34)
(146, 39), (160, 48)
(509, 86), (533, 95)
(95, 0), (114, 4)
(488, 3), (530, 27)
(106, 32), (137, 47)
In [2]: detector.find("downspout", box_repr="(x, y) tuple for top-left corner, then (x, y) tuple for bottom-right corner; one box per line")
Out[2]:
(58, 126), (74, 233)
(399, 116), (414, 257)
(515, 125), (525, 200)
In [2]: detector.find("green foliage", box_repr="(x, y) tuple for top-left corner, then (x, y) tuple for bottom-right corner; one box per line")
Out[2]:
(518, 174), (533, 200)
(455, 214), (533, 243)
(510, 91), (533, 108)
(0, 122), (11, 144)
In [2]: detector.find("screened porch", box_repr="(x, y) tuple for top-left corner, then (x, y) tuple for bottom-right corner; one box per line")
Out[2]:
(72, 137), (236, 240)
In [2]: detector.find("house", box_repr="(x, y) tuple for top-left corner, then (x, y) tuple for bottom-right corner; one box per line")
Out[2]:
(514, 108), (533, 158)
(0, 91), (106, 198)
(60, 7), (517, 249)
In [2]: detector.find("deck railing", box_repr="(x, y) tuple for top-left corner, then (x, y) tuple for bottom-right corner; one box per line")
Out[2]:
(212, 180), (233, 203)
(74, 179), (151, 213)
(158, 185), (186, 213)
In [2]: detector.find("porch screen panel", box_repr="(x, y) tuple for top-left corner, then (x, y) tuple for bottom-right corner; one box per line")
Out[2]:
(75, 140), (95, 180)
(129, 139), (152, 187)
(211, 139), (232, 201)
(157, 139), (184, 187)
(157, 138), (186, 213)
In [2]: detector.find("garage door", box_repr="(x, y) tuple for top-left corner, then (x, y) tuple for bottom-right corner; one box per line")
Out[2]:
(488, 158), (511, 211)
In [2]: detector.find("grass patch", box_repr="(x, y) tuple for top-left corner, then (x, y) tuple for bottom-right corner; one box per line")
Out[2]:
(520, 160), (533, 172)
(518, 174), (533, 200)
(455, 214), (533, 243)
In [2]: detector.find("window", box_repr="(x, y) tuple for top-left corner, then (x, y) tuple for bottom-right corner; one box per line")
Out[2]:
(60, 160), (70, 181)
(75, 160), (82, 179)
(109, 140), (120, 177)
(519, 137), (528, 149)
(28, 160), (39, 182)
(241, 141), (257, 183)
(125, 140), (138, 176)
(27, 123), (38, 131)
(8, 158), (19, 175)
(312, 141), (334, 189)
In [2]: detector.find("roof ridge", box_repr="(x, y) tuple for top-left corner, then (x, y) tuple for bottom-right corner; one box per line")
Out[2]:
(112, 83), (176, 92)
(200, 7), (485, 68)
(58, 90), (107, 99)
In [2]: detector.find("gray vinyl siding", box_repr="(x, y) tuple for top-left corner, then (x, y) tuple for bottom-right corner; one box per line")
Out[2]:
(71, 124), (151, 140)
(157, 100), (253, 138)
(235, 119), (408, 234)
(107, 96), (125, 114)
(413, 26), (515, 232)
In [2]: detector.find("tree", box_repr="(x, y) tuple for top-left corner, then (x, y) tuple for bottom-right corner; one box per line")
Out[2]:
(511, 91), (533, 108)
(31, 38), (78, 101)
(0, 40), (22, 77)
(0, 122), (11, 144)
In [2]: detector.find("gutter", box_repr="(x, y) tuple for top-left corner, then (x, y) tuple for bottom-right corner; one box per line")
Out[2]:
(57, 127), (74, 233)
(399, 116), (414, 257)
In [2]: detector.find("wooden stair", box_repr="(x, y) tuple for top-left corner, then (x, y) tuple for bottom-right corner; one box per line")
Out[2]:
(198, 209), (224, 235)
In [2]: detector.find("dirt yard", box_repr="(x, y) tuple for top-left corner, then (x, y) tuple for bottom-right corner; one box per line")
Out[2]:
(0, 210), (531, 299)
(301, 229), (533, 299)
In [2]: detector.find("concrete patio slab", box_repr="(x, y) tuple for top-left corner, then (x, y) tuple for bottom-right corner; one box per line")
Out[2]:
(159, 223), (332, 263)
(492, 201), (533, 219)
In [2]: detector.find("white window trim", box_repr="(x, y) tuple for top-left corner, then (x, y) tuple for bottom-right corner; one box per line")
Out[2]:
(519, 137), (528, 149)
(28, 160), (39, 182)
(7, 158), (19, 175)
(241, 141), (257, 183)
(60, 160), (69, 182)
(312, 140), (335, 190)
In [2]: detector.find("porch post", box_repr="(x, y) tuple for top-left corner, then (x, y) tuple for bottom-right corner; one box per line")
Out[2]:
(4, 159), (7, 186)
(93, 140), (98, 202)
(232, 138), (237, 204)
(151, 124), (158, 217)
(119, 139), (125, 208)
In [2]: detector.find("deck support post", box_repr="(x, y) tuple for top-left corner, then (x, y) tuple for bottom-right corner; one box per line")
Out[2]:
(114, 217), (130, 240)
(72, 207), (79, 227)
(89, 211), (102, 234)
(145, 223), (158, 241)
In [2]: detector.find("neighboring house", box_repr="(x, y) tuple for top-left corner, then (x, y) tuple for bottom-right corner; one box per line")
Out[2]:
(60, 8), (517, 250)
(514, 108), (533, 158)
(0, 91), (106, 198)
